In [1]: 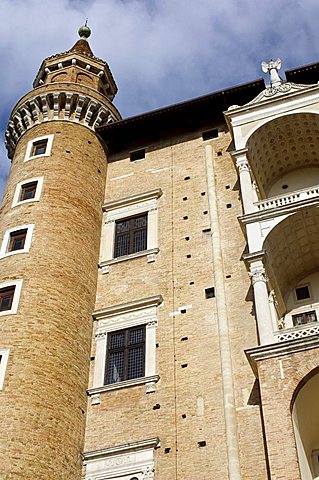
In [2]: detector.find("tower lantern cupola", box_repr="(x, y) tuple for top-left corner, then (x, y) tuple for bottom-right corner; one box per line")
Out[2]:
(5, 25), (120, 159)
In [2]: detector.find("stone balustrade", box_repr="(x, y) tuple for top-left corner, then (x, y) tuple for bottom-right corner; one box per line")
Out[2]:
(275, 321), (319, 342)
(254, 185), (319, 211)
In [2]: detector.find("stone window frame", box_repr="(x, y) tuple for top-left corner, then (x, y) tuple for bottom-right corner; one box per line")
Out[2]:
(12, 176), (44, 207)
(0, 224), (34, 259)
(83, 437), (159, 480)
(24, 134), (54, 162)
(0, 349), (10, 390)
(88, 295), (162, 404)
(100, 189), (162, 273)
(0, 279), (23, 316)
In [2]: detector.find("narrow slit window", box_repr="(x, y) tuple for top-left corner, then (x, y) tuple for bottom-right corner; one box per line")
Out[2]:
(114, 213), (148, 258)
(105, 325), (146, 384)
(0, 286), (15, 312)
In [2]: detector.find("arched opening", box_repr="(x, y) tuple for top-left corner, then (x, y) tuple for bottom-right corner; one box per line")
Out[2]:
(246, 113), (319, 197)
(262, 206), (319, 325)
(292, 369), (319, 479)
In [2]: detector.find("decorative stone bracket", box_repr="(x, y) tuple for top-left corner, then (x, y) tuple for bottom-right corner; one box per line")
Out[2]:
(5, 91), (118, 159)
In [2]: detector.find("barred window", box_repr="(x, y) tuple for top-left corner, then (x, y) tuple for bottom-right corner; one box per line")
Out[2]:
(114, 213), (148, 258)
(105, 325), (146, 384)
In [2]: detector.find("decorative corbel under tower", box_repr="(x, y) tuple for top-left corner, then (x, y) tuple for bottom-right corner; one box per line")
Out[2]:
(0, 26), (120, 479)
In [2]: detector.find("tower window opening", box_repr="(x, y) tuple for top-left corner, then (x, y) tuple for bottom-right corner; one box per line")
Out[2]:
(292, 310), (317, 326)
(8, 229), (27, 252)
(114, 213), (148, 258)
(32, 139), (48, 157)
(295, 286), (310, 301)
(130, 149), (145, 161)
(105, 325), (145, 385)
(0, 287), (15, 312)
(19, 181), (37, 201)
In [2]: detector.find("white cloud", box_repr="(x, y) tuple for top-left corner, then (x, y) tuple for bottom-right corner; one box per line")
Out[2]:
(0, 0), (318, 197)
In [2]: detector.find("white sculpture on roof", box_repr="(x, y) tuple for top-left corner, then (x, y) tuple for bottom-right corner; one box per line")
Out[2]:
(261, 58), (282, 87)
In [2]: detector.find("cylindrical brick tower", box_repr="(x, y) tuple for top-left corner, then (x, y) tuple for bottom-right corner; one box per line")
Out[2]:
(0, 26), (120, 479)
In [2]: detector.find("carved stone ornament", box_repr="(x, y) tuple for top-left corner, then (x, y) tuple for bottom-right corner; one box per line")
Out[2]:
(145, 381), (156, 394)
(249, 267), (267, 285)
(143, 466), (155, 479)
(247, 82), (316, 106)
(5, 91), (117, 159)
(236, 158), (249, 173)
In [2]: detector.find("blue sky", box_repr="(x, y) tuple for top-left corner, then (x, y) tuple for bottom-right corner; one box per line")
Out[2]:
(0, 0), (318, 199)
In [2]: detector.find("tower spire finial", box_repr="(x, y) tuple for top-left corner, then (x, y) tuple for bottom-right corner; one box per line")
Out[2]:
(78, 20), (91, 39)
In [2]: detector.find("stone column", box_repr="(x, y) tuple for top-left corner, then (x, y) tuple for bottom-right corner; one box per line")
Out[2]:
(232, 148), (255, 214)
(145, 320), (157, 377)
(269, 290), (279, 333)
(93, 332), (107, 388)
(249, 262), (275, 344)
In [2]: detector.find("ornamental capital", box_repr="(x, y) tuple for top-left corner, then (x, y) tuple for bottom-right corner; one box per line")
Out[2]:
(236, 157), (249, 173)
(249, 266), (267, 285)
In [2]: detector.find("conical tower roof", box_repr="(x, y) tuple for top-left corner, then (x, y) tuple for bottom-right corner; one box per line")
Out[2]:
(69, 22), (94, 56)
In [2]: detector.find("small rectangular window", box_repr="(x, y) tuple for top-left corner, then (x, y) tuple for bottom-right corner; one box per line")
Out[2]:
(8, 229), (27, 252)
(295, 286), (310, 301)
(205, 287), (215, 299)
(130, 149), (145, 161)
(292, 310), (317, 326)
(0, 287), (15, 312)
(105, 325), (146, 384)
(202, 129), (218, 141)
(32, 139), (48, 157)
(114, 213), (148, 257)
(19, 181), (38, 201)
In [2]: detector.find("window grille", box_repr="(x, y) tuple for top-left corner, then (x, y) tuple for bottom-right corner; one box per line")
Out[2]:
(105, 325), (146, 384)
(114, 214), (147, 257)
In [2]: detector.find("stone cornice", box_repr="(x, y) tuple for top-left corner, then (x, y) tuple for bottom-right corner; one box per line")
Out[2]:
(103, 189), (163, 212)
(93, 295), (163, 320)
(5, 88), (120, 160)
(82, 437), (160, 462)
(245, 336), (319, 376)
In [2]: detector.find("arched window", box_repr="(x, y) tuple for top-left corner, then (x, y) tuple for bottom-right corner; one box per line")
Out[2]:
(292, 368), (319, 479)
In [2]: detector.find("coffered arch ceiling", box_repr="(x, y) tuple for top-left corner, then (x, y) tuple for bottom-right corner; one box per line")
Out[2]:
(263, 206), (319, 304)
(246, 113), (319, 196)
